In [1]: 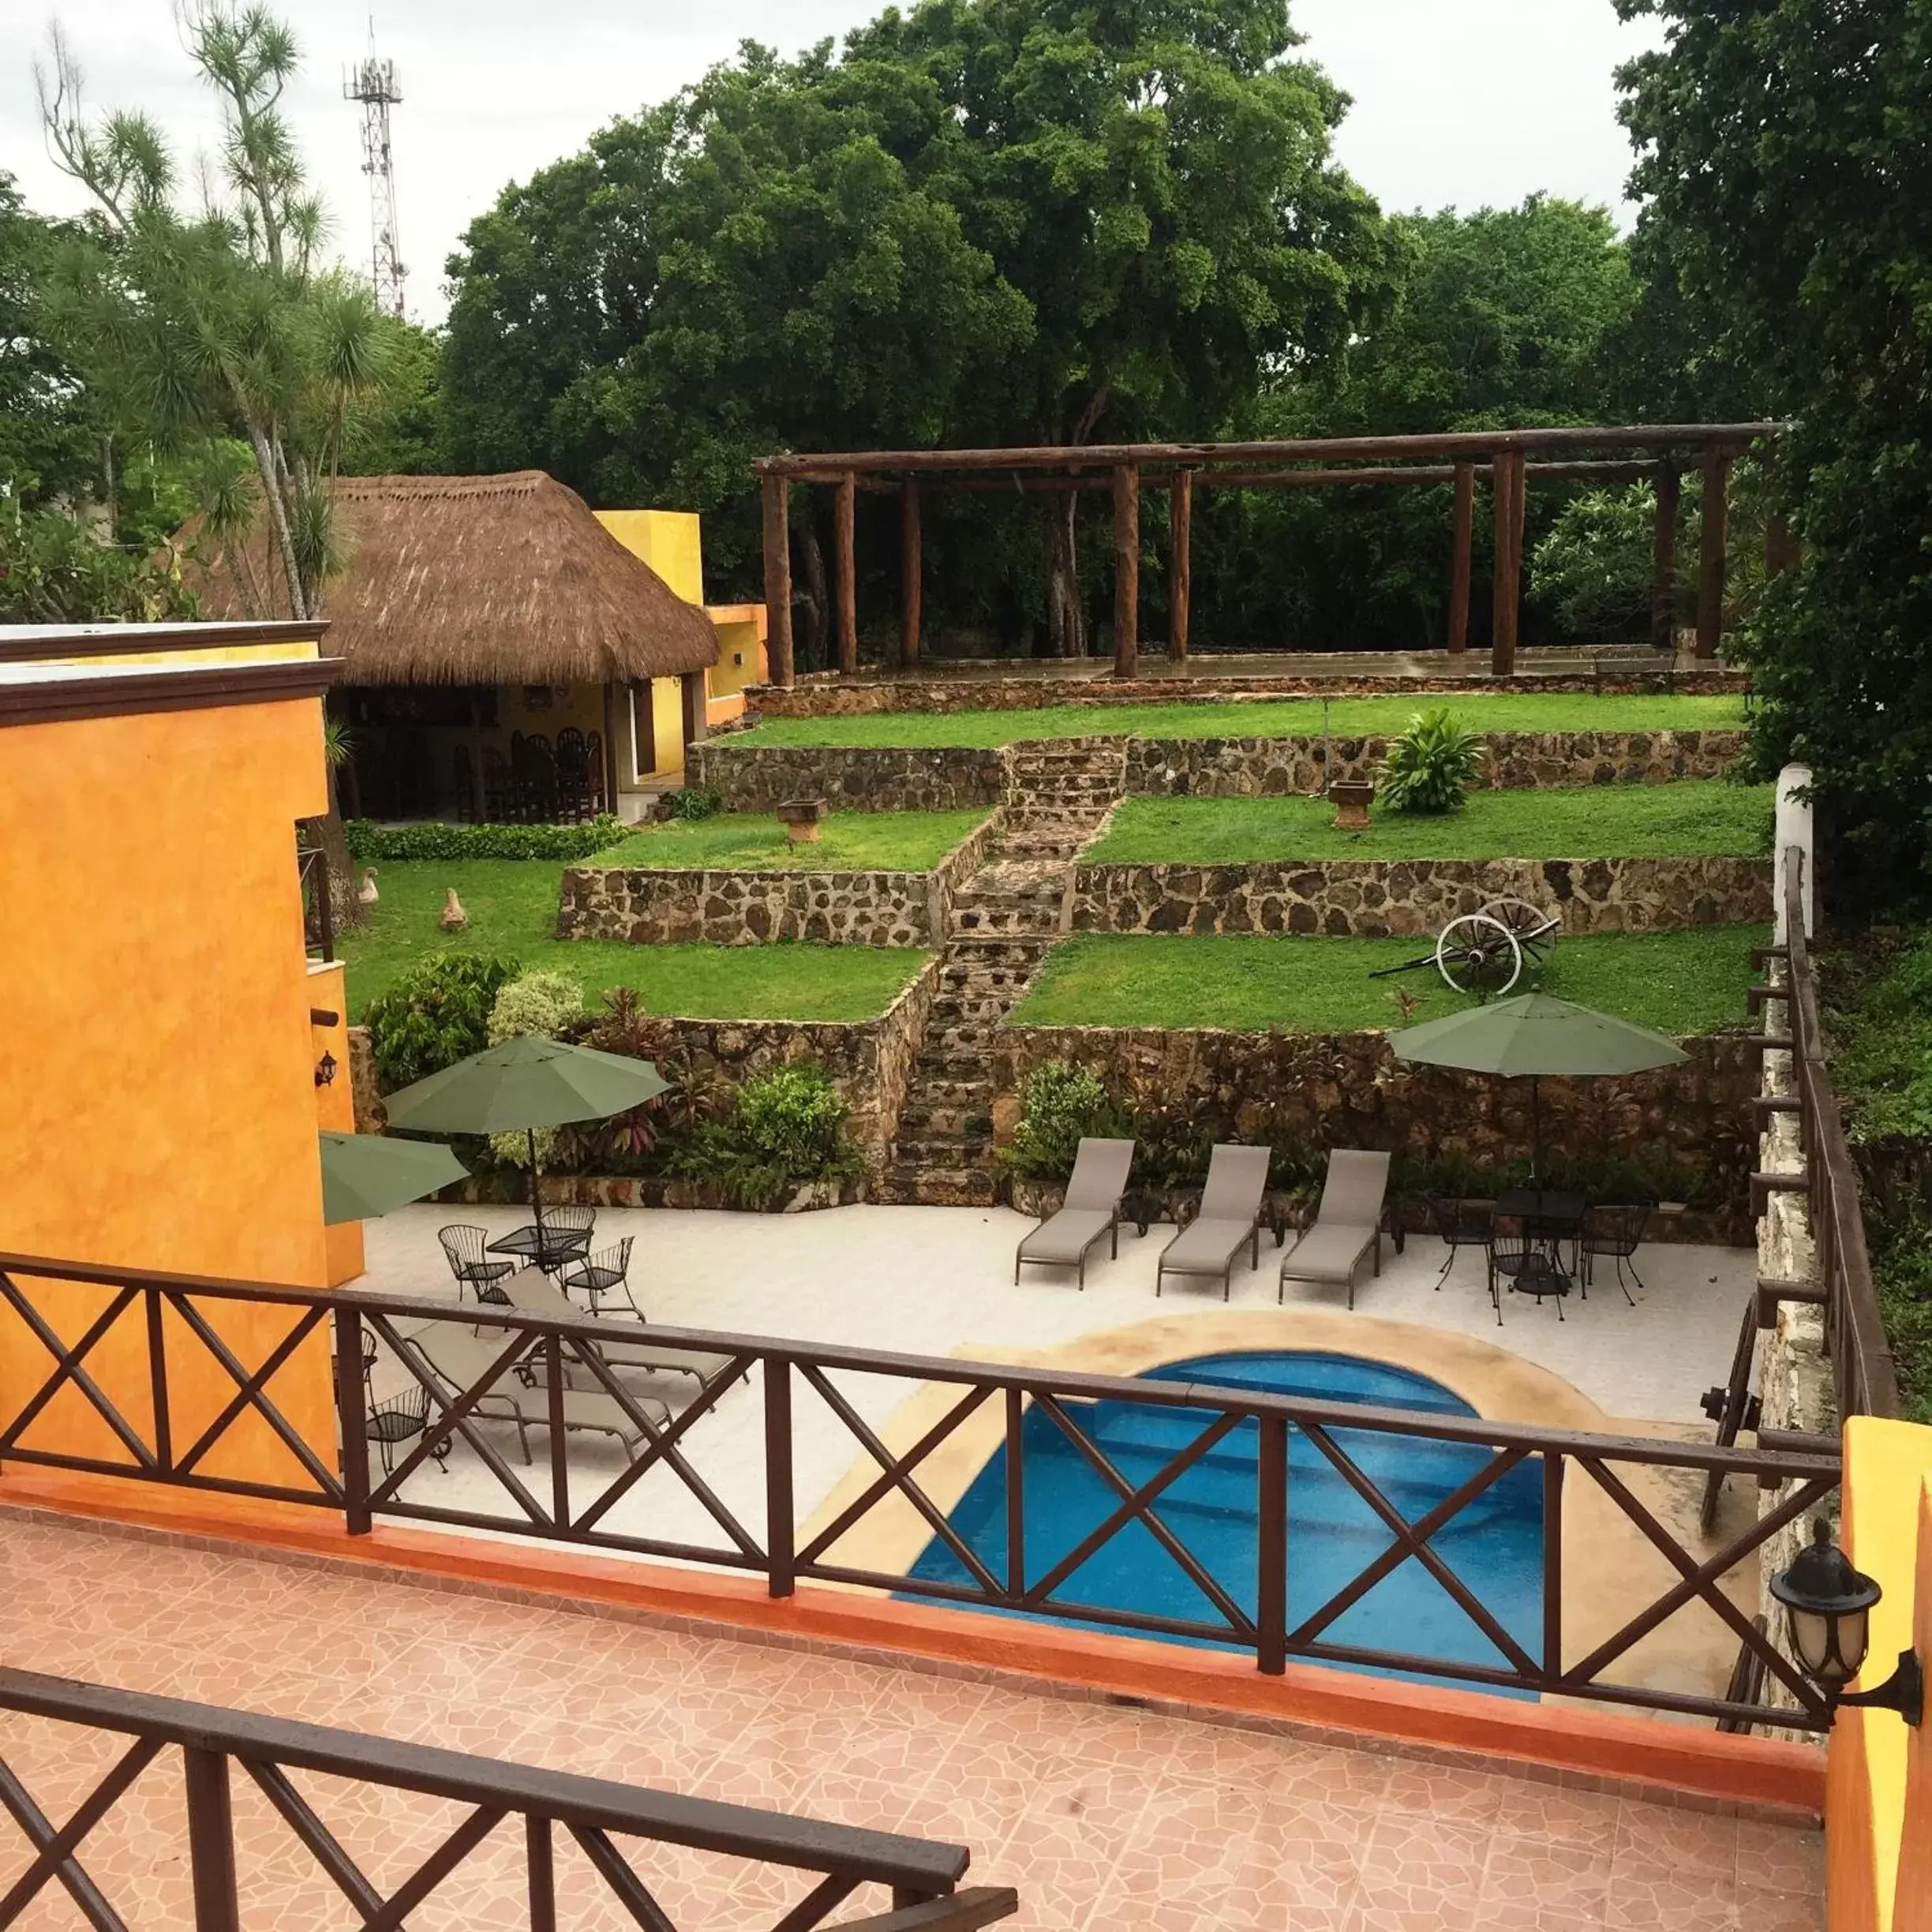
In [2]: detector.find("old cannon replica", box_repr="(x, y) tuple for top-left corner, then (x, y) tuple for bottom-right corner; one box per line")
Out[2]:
(1368, 896), (1560, 999)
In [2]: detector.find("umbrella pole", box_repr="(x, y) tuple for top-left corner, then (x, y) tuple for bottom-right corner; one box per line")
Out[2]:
(528, 1126), (546, 1248)
(1530, 1076), (1542, 1185)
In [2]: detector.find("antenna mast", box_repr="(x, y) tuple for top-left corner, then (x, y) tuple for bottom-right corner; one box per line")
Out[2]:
(343, 26), (406, 316)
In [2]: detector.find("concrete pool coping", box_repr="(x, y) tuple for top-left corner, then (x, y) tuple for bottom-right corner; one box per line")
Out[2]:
(799, 1309), (1766, 1721)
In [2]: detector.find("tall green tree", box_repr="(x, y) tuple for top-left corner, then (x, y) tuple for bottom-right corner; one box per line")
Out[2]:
(38, 4), (394, 622)
(1617, 0), (1932, 904)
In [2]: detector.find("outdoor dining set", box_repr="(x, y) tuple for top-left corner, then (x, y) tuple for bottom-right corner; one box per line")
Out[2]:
(1017, 1136), (1657, 1324)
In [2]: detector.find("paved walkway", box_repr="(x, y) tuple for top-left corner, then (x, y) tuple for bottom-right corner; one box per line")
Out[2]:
(0, 1515), (1820, 1930)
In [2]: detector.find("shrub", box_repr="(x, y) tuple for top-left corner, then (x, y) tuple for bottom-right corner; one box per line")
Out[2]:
(1007, 1061), (1128, 1182)
(661, 786), (724, 822)
(1375, 710), (1486, 814)
(365, 952), (519, 1091)
(670, 1065), (861, 1209)
(487, 969), (586, 1045)
(343, 816), (626, 863)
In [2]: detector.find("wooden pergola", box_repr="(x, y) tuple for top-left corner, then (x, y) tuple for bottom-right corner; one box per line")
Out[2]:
(751, 422), (1788, 687)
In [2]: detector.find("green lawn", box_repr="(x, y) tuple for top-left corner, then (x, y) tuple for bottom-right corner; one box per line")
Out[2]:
(1088, 781), (1774, 864)
(732, 691), (1747, 750)
(592, 809), (986, 871)
(1009, 928), (1764, 1035)
(338, 860), (928, 1020)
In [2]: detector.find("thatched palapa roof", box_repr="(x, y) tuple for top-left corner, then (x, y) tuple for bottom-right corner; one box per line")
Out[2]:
(185, 471), (717, 685)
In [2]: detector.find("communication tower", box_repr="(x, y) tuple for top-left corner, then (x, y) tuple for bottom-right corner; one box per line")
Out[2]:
(343, 30), (406, 316)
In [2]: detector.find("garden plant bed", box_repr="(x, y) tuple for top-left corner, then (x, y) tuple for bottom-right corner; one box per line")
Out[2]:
(728, 691), (1747, 749)
(338, 859), (930, 1019)
(593, 808), (988, 870)
(1009, 928), (1768, 1034)
(1088, 782), (1773, 863)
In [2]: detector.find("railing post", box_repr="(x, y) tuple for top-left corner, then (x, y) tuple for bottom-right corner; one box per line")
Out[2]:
(146, 1288), (172, 1476)
(1256, 1414), (1289, 1675)
(765, 1358), (795, 1597)
(183, 1747), (242, 1932)
(335, 1307), (372, 1536)
(527, 1815), (557, 1932)
(546, 1333), (570, 1530)
(1005, 1387), (1026, 1597)
(1541, 1453), (1564, 1684)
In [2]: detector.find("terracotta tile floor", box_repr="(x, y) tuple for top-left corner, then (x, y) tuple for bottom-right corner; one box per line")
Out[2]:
(0, 1515), (1823, 1930)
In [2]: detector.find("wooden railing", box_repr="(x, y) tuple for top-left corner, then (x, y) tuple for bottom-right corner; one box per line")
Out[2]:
(0, 1252), (1842, 1732)
(298, 844), (335, 963)
(0, 1668), (1015, 1931)
(1754, 853), (1900, 1417)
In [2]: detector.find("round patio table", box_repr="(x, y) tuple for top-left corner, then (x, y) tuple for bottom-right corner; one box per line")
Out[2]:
(487, 1224), (591, 1274)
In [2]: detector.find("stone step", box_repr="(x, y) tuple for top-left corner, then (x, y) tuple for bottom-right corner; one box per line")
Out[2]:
(937, 936), (1050, 965)
(950, 909), (1063, 939)
(904, 1073), (994, 1103)
(893, 1136), (994, 1172)
(897, 1098), (993, 1136)
(872, 1166), (998, 1208)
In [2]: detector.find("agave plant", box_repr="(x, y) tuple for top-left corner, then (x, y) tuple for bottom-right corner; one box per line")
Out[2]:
(1375, 710), (1486, 814)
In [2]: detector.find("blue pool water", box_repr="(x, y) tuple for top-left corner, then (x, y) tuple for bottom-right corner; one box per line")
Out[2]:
(903, 1351), (1542, 1696)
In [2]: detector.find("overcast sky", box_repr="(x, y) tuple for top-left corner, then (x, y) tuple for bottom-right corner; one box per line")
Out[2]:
(1, 0), (1667, 324)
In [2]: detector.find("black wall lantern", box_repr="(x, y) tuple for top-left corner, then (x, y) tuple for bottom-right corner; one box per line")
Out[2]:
(1770, 1518), (1923, 1725)
(314, 1050), (338, 1088)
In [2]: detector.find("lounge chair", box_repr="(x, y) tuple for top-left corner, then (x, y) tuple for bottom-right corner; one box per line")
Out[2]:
(405, 1323), (672, 1464)
(1278, 1150), (1392, 1310)
(1155, 1144), (1270, 1300)
(1014, 1136), (1136, 1289)
(499, 1267), (747, 1396)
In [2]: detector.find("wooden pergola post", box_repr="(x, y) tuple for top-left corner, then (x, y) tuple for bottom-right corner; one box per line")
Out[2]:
(1168, 468), (1193, 661)
(1652, 462), (1680, 653)
(1696, 447), (1732, 659)
(1446, 459), (1474, 655)
(760, 474), (795, 688)
(1489, 451), (1526, 676)
(1112, 462), (1140, 679)
(899, 477), (922, 667)
(834, 470), (859, 677)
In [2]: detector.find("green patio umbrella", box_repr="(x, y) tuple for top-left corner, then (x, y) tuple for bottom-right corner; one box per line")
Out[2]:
(319, 1131), (470, 1226)
(380, 1035), (667, 1243)
(1387, 993), (1687, 1180)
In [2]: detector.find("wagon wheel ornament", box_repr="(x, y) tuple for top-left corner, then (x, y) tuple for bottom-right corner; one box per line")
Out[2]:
(1433, 912), (1523, 998)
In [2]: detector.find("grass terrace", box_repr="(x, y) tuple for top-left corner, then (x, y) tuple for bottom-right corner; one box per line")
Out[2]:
(1009, 927), (1766, 1035)
(731, 691), (1747, 749)
(1087, 781), (1774, 865)
(339, 859), (928, 1020)
(593, 809), (987, 871)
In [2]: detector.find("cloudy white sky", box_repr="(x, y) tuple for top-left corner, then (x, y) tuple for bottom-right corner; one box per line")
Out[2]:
(1, 1), (1666, 324)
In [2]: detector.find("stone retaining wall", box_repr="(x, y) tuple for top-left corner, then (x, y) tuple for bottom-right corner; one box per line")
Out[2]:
(687, 741), (1006, 812)
(991, 1024), (1757, 1242)
(556, 813), (999, 947)
(747, 662), (1747, 717)
(1070, 855), (1772, 938)
(1125, 729), (1744, 796)
(692, 731), (1744, 814)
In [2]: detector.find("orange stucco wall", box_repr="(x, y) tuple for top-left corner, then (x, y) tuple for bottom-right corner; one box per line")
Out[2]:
(0, 691), (339, 1500)
(1890, 1480), (1932, 1932)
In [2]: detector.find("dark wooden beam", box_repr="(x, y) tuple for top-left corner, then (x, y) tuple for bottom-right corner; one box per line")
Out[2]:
(759, 474), (795, 689)
(1697, 447), (1733, 660)
(833, 471), (859, 677)
(1447, 460), (1474, 656)
(899, 479), (922, 668)
(1169, 469), (1193, 661)
(1112, 464), (1140, 679)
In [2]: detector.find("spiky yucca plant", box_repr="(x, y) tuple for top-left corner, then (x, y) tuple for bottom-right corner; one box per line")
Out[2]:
(1375, 710), (1486, 814)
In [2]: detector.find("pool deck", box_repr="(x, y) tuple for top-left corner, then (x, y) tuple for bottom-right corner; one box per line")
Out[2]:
(0, 1510), (1822, 1930)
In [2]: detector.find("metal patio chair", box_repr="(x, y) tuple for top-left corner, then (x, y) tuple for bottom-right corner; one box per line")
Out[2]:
(538, 1207), (597, 1274)
(365, 1384), (448, 1477)
(1485, 1219), (1567, 1324)
(558, 1236), (639, 1320)
(1580, 1200), (1652, 1306)
(1425, 1195), (1493, 1290)
(438, 1223), (515, 1305)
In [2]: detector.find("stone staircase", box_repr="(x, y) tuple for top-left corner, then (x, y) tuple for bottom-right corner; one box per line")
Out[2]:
(876, 742), (1126, 1205)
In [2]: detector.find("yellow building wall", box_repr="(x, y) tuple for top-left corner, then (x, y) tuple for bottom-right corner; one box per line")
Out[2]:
(0, 691), (339, 1503)
(1827, 1417), (1932, 1932)
(595, 509), (704, 605)
(705, 607), (769, 724)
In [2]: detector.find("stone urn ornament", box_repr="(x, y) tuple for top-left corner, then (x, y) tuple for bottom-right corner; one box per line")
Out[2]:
(776, 797), (826, 844)
(1327, 778), (1375, 831)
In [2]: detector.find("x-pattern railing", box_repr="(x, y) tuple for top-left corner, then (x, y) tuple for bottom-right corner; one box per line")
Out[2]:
(0, 1668), (1016, 1932)
(0, 1252), (1840, 1730)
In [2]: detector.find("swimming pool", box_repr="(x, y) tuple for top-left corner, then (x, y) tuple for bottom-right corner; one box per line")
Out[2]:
(903, 1350), (1544, 1696)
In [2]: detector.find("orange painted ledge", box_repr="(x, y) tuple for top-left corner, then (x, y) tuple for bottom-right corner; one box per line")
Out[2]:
(0, 1471), (1825, 1818)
